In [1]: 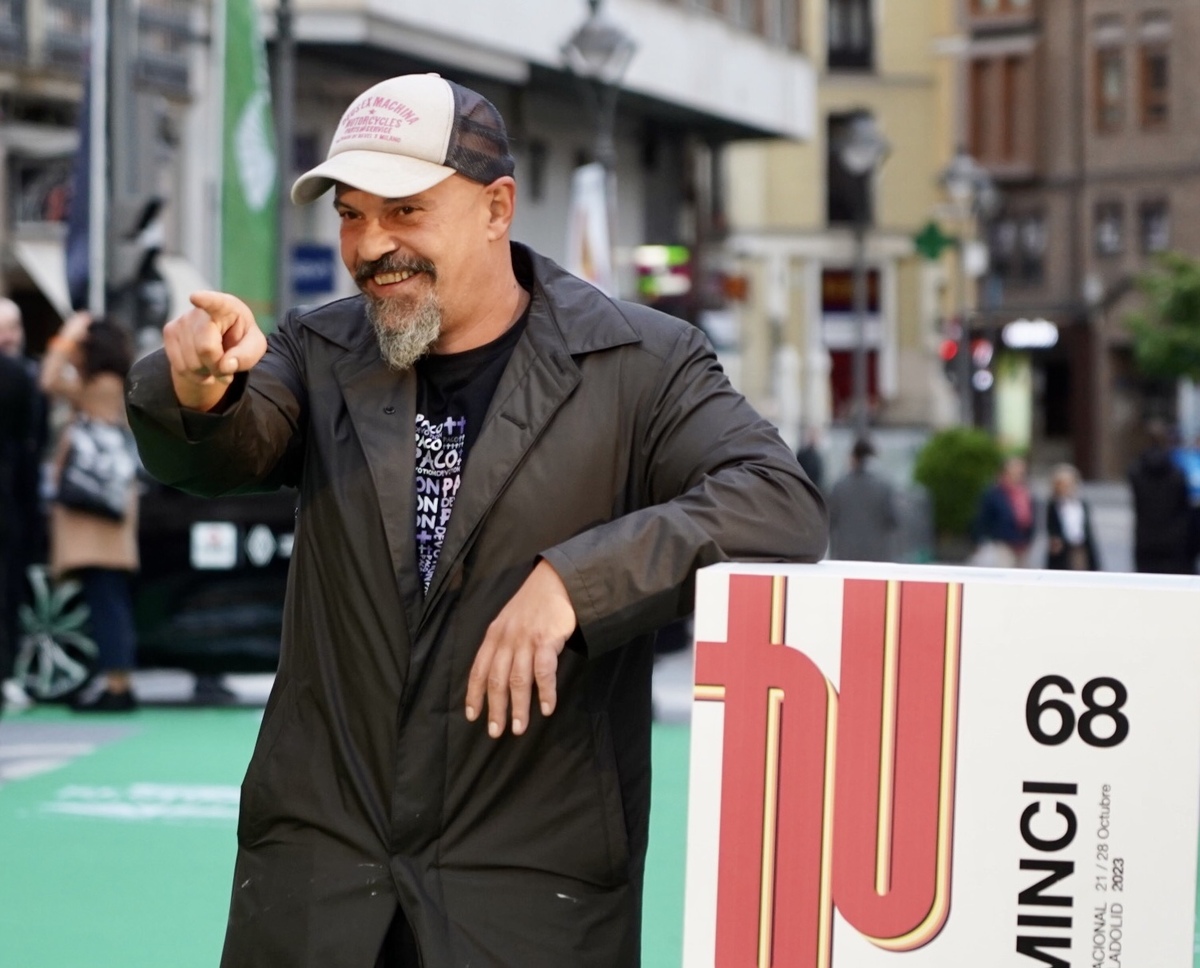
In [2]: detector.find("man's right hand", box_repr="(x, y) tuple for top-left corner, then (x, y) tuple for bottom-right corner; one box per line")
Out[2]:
(163, 291), (268, 412)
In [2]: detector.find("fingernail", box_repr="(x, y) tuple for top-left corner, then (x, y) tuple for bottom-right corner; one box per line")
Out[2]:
(541, 702), (551, 716)
(512, 719), (523, 735)
(465, 706), (476, 721)
(488, 721), (501, 738)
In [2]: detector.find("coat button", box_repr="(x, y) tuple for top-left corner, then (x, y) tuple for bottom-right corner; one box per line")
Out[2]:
(383, 406), (395, 414)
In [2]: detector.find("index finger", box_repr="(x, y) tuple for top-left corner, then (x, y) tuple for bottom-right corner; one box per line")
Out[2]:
(190, 290), (254, 331)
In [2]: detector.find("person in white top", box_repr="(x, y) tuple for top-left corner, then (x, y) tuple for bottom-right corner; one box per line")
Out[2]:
(1045, 463), (1099, 571)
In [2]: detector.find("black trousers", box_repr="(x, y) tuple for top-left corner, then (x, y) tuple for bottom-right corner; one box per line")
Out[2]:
(374, 909), (421, 968)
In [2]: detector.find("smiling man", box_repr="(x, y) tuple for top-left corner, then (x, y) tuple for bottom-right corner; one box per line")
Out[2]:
(126, 73), (827, 967)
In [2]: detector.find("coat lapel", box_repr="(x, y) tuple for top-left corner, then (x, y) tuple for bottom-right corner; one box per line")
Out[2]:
(332, 329), (424, 638)
(419, 297), (580, 624)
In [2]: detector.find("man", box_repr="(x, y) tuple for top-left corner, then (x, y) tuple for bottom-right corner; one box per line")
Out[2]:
(0, 298), (46, 711)
(127, 73), (826, 967)
(827, 437), (897, 561)
(795, 425), (825, 493)
(1129, 420), (1192, 574)
(0, 351), (37, 715)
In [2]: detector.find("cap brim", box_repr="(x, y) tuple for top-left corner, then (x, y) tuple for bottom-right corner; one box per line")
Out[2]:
(290, 149), (457, 205)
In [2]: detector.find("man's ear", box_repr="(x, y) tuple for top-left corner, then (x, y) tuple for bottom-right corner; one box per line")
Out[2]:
(484, 177), (517, 241)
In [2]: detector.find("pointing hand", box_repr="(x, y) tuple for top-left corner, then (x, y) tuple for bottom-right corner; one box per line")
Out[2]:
(162, 291), (268, 411)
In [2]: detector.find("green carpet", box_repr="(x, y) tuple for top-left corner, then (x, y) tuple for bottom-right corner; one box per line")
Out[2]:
(0, 707), (690, 967)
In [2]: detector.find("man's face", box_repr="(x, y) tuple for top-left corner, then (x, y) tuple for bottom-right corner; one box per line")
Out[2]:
(335, 173), (493, 334)
(0, 307), (23, 357)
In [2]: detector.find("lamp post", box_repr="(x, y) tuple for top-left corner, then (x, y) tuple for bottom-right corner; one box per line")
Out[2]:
(939, 147), (998, 426)
(836, 114), (890, 440)
(562, 0), (636, 290)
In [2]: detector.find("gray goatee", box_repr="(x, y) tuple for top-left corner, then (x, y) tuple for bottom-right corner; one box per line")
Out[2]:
(365, 289), (443, 371)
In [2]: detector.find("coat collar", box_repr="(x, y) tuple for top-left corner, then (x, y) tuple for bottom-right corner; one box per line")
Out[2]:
(300, 243), (643, 637)
(327, 307), (425, 637)
(295, 244), (643, 357)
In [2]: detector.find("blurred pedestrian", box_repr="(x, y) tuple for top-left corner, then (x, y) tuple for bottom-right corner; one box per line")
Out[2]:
(796, 425), (825, 493)
(0, 298), (47, 711)
(1045, 463), (1100, 571)
(1170, 434), (1200, 568)
(41, 311), (140, 711)
(0, 353), (38, 716)
(828, 437), (897, 561)
(1128, 420), (1192, 574)
(972, 455), (1034, 567)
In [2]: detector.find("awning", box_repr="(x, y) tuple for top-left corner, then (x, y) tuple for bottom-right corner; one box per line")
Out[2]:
(13, 239), (72, 319)
(11, 239), (211, 323)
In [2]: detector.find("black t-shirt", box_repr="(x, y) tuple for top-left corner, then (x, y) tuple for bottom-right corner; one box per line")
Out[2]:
(413, 307), (528, 592)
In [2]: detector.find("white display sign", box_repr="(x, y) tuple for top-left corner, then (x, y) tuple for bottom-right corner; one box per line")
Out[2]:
(190, 522), (239, 570)
(684, 562), (1200, 968)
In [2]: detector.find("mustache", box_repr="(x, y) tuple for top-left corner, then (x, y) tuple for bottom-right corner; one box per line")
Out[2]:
(355, 255), (437, 284)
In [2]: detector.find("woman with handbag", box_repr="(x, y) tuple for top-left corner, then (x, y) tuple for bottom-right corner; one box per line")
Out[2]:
(40, 312), (140, 711)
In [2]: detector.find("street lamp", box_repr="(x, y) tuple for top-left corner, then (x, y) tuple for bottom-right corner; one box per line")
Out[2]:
(561, 0), (636, 296)
(939, 147), (999, 426)
(836, 114), (890, 439)
(561, 0), (637, 172)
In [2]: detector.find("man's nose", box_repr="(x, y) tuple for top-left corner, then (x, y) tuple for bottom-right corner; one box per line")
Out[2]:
(356, 219), (399, 264)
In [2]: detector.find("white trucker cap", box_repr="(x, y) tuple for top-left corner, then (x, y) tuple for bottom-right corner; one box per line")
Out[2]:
(291, 73), (515, 205)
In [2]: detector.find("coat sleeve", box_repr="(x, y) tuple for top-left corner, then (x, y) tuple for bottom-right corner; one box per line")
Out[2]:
(540, 323), (828, 657)
(124, 317), (308, 496)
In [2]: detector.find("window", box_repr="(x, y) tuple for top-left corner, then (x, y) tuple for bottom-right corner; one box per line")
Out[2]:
(828, 0), (873, 70)
(1094, 202), (1125, 256)
(988, 211), (1046, 289)
(1140, 199), (1170, 254)
(967, 55), (1033, 166)
(1093, 17), (1125, 134)
(968, 60), (990, 160)
(826, 112), (874, 226)
(1000, 56), (1028, 160)
(1095, 49), (1125, 133)
(1140, 44), (1169, 129)
(1018, 214), (1047, 285)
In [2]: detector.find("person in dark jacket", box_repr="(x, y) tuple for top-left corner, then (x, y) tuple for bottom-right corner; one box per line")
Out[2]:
(126, 73), (827, 968)
(1045, 463), (1100, 571)
(0, 352), (38, 716)
(1129, 421), (1192, 574)
(796, 425), (825, 493)
(827, 437), (896, 561)
(0, 299), (48, 711)
(972, 455), (1035, 567)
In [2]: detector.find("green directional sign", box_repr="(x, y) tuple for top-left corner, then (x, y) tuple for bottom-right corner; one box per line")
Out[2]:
(914, 220), (957, 261)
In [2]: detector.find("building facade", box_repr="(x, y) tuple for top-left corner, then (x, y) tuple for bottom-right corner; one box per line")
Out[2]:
(722, 0), (962, 450)
(0, 0), (817, 350)
(0, 0), (196, 349)
(963, 0), (1200, 477)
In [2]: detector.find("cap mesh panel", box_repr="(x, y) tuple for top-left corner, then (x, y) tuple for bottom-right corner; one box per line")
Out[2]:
(446, 83), (516, 184)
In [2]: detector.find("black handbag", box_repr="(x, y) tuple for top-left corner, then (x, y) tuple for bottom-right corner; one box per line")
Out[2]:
(55, 415), (137, 521)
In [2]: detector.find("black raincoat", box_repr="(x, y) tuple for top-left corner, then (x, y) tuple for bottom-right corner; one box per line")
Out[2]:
(126, 244), (827, 967)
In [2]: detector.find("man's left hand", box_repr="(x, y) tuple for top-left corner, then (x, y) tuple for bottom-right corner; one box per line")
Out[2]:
(465, 560), (576, 738)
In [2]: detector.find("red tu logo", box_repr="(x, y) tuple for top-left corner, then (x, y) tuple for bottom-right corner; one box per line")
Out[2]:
(694, 574), (963, 967)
